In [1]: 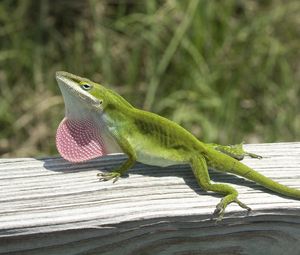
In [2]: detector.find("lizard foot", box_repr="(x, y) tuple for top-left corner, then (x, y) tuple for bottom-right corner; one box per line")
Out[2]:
(233, 142), (263, 159)
(97, 172), (121, 183)
(235, 199), (252, 212)
(246, 152), (262, 159)
(212, 198), (252, 222)
(212, 203), (225, 222)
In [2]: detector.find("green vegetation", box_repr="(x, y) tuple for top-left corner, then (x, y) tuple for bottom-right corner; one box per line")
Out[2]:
(0, 0), (299, 157)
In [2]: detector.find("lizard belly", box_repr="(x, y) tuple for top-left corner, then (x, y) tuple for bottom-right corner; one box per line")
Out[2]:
(128, 136), (186, 167)
(136, 149), (180, 167)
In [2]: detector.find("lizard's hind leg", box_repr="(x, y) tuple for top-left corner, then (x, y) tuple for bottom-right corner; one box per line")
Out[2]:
(206, 142), (262, 160)
(190, 155), (251, 221)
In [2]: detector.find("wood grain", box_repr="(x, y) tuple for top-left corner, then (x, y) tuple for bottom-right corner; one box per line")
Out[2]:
(0, 143), (300, 255)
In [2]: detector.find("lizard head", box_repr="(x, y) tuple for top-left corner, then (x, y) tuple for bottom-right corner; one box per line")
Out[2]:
(55, 71), (122, 163)
(56, 71), (108, 119)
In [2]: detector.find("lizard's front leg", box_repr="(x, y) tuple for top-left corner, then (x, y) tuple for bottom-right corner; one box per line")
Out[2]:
(98, 133), (136, 183)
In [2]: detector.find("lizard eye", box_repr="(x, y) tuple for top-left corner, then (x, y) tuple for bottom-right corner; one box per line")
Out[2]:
(80, 82), (93, 91)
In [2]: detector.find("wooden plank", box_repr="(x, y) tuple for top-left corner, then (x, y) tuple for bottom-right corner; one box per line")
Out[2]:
(0, 142), (300, 255)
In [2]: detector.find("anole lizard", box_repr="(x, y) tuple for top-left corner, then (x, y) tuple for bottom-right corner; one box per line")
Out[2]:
(55, 71), (300, 221)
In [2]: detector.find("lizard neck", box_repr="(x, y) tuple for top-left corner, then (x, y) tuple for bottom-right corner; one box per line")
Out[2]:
(102, 102), (136, 131)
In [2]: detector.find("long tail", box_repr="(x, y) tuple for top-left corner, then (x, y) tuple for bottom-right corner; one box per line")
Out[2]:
(208, 148), (300, 199)
(229, 160), (300, 199)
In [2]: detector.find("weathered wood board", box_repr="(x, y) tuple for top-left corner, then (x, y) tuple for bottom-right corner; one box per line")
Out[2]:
(0, 143), (300, 255)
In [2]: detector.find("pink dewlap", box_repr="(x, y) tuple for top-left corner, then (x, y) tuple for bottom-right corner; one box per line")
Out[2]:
(56, 118), (107, 162)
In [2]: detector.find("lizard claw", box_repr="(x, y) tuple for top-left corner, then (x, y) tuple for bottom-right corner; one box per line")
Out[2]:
(247, 152), (263, 159)
(97, 172), (121, 183)
(212, 203), (225, 222)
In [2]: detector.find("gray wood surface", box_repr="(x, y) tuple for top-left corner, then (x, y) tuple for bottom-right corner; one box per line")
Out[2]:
(0, 143), (300, 255)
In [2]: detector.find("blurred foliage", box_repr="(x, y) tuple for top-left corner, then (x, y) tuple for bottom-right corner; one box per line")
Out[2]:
(0, 0), (299, 157)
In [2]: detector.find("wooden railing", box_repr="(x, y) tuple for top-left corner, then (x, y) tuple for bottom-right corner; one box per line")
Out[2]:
(1, 143), (300, 255)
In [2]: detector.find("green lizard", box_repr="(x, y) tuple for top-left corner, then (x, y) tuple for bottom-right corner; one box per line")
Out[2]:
(55, 71), (300, 221)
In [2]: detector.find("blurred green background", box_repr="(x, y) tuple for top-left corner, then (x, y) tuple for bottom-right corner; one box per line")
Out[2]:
(0, 0), (299, 158)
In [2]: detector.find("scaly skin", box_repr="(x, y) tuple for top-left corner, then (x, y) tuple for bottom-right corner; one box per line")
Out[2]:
(56, 71), (300, 221)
